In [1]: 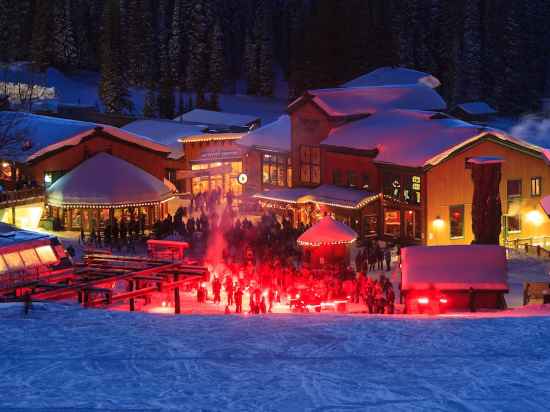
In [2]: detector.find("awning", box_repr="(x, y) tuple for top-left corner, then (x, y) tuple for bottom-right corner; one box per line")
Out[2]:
(253, 185), (380, 209)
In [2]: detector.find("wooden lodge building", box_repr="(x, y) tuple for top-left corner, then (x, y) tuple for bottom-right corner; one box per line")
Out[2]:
(238, 68), (550, 247)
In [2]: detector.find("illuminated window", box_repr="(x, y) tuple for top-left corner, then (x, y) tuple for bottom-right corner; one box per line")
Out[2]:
(262, 153), (287, 187)
(3, 252), (24, 270)
(531, 177), (541, 197)
(506, 199), (521, 233)
(384, 208), (401, 237)
(363, 215), (378, 237)
(35, 245), (58, 264)
(19, 248), (41, 267)
(449, 205), (465, 238)
(383, 174), (401, 198)
(300, 146), (320, 184)
(507, 179), (522, 198)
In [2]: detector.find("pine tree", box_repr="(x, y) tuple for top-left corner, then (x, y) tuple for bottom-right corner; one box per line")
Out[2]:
(143, 86), (157, 118)
(461, 0), (482, 101)
(158, 43), (175, 118)
(0, 0), (10, 62)
(244, 32), (259, 95)
(196, 89), (207, 109)
(99, 0), (133, 114)
(53, 0), (78, 70)
(208, 92), (220, 111)
(187, 95), (194, 113)
(208, 21), (225, 93)
(186, 1), (210, 92)
(257, 1), (274, 96)
(31, 0), (53, 71)
(169, 0), (184, 87)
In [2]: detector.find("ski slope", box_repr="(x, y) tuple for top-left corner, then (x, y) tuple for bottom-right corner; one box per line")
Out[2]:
(1, 303), (549, 411)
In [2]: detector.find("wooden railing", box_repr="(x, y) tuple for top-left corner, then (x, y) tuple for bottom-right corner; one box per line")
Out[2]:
(0, 187), (44, 207)
(505, 237), (550, 259)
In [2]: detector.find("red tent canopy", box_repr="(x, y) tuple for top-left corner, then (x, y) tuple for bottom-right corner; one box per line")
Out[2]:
(297, 216), (358, 247)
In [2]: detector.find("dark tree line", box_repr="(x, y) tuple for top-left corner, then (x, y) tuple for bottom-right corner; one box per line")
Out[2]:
(1, 0), (549, 116)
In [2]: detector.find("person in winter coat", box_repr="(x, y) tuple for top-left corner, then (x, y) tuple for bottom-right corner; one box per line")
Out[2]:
(386, 284), (395, 314)
(225, 277), (234, 306)
(365, 278), (375, 314)
(212, 277), (222, 304)
(374, 281), (386, 314)
(234, 287), (243, 313)
(376, 246), (384, 271)
(384, 248), (392, 271)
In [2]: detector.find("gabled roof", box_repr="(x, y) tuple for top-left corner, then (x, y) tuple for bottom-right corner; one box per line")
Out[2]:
(297, 216), (358, 246)
(122, 120), (205, 152)
(288, 84), (446, 118)
(342, 67), (441, 89)
(454, 101), (497, 116)
(0, 111), (97, 162)
(46, 152), (173, 208)
(237, 115), (290, 153)
(321, 109), (550, 168)
(27, 125), (172, 162)
(173, 109), (260, 128)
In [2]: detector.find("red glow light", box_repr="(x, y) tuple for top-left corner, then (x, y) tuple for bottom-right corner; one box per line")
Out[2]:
(417, 297), (429, 305)
(439, 298), (448, 304)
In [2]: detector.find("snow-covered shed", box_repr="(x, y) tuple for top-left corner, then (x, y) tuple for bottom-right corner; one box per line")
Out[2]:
(401, 245), (508, 310)
(173, 109), (261, 129)
(342, 67), (441, 89)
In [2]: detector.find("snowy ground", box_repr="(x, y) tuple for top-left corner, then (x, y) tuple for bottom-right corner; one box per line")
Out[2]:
(1, 302), (550, 411)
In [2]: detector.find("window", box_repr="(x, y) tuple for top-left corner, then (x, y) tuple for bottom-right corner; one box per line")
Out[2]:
(363, 215), (378, 237)
(332, 169), (342, 185)
(384, 208), (401, 237)
(165, 169), (176, 184)
(507, 179), (522, 198)
(506, 199), (522, 233)
(405, 209), (422, 240)
(262, 153), (287, 187)
(383, 173), (401, 198)
(449, 205), (465, 238)
(531, 177), (541, 197)
(347, 171), (358, 187)
(300, 146), (320, 184)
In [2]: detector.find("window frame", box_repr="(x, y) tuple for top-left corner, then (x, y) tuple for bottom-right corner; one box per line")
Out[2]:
(299, 145), (321, 185)
(507, 179), (522, 199)
(449, 204), (465, 239)
(531, 177), (542, 197)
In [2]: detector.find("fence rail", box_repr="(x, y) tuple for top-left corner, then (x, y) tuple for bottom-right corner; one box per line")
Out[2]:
(0, 187), (44, 207)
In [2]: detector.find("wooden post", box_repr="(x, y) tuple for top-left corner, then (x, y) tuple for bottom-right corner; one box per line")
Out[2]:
(129, 280), (135, 312)
(174, 273), (181, 314)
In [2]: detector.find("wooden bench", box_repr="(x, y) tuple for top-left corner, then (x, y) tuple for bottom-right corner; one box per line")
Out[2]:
(523, 282), (550, 305)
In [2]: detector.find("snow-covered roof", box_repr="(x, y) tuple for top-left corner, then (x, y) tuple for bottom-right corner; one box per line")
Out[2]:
(27, 125), (172, 162)
(0, 111), (97, 161)
(46, 152), (173, 208)
(342, 67), (441, 89)
(122, 119), (205, 153)
(401, 245), (508, 291)
(322, 109), (549, 168)
(290, 84), (446, 118)
(173, 109), (259, 127)
(297, 216), (358, 246)
(0, 222), (50, 250)
(455, 102), (497, 116)
(253, 184), (379, 209)
(237, 115), (290, 152)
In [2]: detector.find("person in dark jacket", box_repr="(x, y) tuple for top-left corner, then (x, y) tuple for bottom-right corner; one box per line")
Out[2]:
(234, 287), (243, 313)
(384, 248), (392, 271)
(212, 277), (222, 304)
(386, 285), (395, 314)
